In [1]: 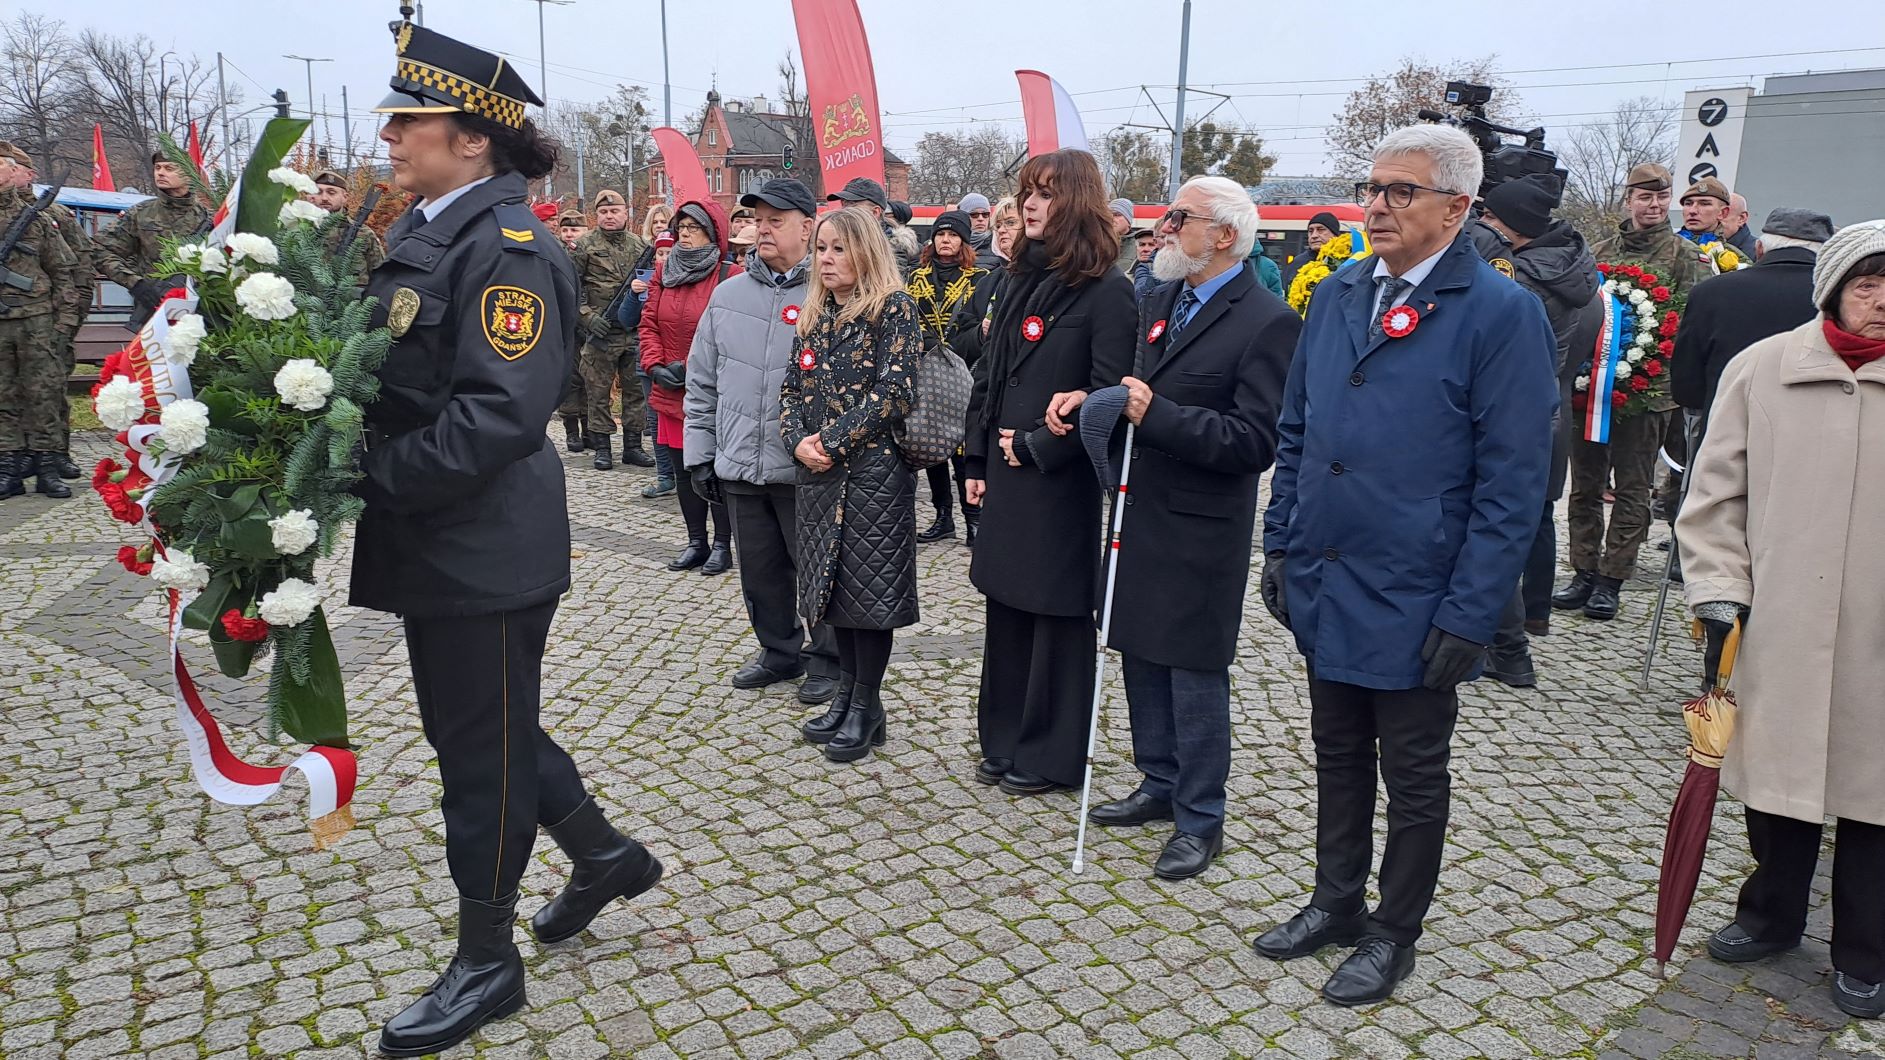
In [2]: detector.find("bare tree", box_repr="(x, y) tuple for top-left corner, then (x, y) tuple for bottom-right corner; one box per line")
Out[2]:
(907, 128), (1023, 204)
(773, 51), (820, 199)
(1093, 129), (1167, 203)
(541, 87), (656, 208)
(0, 13), (85, 171)
(1559, 95), (1678, 239)
(1326, 56), (1521, 177)
(75, 27), (232, 180)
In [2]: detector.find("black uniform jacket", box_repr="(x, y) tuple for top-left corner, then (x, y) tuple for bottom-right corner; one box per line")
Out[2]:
(1670, 246), (1819, 427)
(350, 171), (578, 618)
(1106, 265), (1298, 670)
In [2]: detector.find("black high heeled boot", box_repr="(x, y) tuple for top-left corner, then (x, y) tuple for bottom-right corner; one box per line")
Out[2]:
(668, 536), (709, 571)
(801, 674), (855, 745)
(376, 894), (527, 1057)
(531, 798), (664, 944)
(824, 683), (886, 763)
(701, 539), (733, 575)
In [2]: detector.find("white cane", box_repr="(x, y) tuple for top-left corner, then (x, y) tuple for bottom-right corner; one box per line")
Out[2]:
(1072, 422), (1135, 874)
(1640, 410), (1701, 688)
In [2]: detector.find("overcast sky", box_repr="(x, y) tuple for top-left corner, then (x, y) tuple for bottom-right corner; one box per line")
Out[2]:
(62, 0), (1885, 184)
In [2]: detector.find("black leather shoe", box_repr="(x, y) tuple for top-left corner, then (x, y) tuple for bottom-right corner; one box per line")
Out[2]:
(1252, 905), (1368, 960)
(999, 769), (1069, 796)
(1484, 648), (1537, 688)
(377, 896), (527, 1056)
(668, 538), (709, 571)
(1552, 570), (1596, 610)
(732, 659), (805, 689)
(801, 677), (854, 744)
(797, 674), (840, 704)
(621, 444), (656, 468)
(1088, 790), (1175, 827)
(975, 757), (1011, 785)
(1153, 830), (1222, 880)
(562, 416), (585, 452)
(1321, 936), (1416, 1007)
(590, 435), (613, 471)
(1583, 576), (1621, 621)
(52, 452), (81, 480)
(530, 799), (664, 944)
(1833, 972), (1885, 1020)
(916, 515), (955, 542)
(701, 541), (733, 575)
(1705, 922), (1800, 963)
(1523, 617), (1550, 637)
(824, 686), (885, 762)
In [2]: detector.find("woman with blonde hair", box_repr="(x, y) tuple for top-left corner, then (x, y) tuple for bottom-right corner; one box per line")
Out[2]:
(784, 207), (922, 763)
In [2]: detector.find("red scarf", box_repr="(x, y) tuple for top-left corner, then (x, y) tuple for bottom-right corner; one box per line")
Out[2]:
(1823, 319), (1885, 373)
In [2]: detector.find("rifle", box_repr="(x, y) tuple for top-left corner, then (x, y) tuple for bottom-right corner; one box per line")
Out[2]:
(0, 173), (68, 308)
(335, 188), (383, 267)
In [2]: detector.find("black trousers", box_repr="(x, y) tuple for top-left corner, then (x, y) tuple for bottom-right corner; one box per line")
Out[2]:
(660, 444), (730, 544)
(1307, 679), (1460, 946)
(977, 598), (1094, 788)
(405, 600), (589, 902)
(1737, 808), (1885, 983)
(923, 453), (975, 520)
(725, 483), (838, 678)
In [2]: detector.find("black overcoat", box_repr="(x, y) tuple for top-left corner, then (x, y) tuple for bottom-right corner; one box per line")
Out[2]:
(1105, 265), (1298, 670)
(1669, 246), (1818, 427)
(349, 172), (577, 618)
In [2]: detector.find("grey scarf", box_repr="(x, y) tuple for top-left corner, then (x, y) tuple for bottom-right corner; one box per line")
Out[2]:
(662, 243), (720, 287)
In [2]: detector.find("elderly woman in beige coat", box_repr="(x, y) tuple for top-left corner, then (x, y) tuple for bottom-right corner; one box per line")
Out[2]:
(1676, 219), (1885, 1021)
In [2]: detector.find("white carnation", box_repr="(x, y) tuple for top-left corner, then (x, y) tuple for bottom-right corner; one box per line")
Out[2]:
(1627, 344), (1647, 364)
(149, 551), (210, 593)
(268, 166), (321, 196)
(279, 198), (327, 226)
(1601, 280), (1617, 295)
(175, 242), (203, 264)
(157, 398), (211, 454)
(1628, 288), (1648, 305)
(197, 247), (228, 274)
(225, 233), (280, 266)
(1574, 376), (1590, 392)
(166, 313), (207, 366)
(235, 272), (298, 320)
(273, 359), (334, 412)
(258, 578), (320, 627)
(268, 508), (320, 556)
(1615, 359), (1634, 379)
(94, 376), (149, 431)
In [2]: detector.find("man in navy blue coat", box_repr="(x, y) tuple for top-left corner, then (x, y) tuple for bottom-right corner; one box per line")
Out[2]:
(1255, 125), (1558, 1006)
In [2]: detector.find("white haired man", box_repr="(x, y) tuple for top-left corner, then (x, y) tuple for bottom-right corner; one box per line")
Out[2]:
(1256, 125), (1558, 1004)
(1052, 176), (1298, 880)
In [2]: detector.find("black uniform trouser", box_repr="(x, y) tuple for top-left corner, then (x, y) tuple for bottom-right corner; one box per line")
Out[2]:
(1737, 808), (1885, 983)
(1308, 679), (1459, 946)
(405, 599), (588, 902)
(725, 483), (838, 678)
(923, 453), (975, 521)
(976, 599), (1094, 788)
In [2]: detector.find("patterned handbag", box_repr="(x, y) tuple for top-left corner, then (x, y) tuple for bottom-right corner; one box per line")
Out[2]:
(891, 339), (973, 470)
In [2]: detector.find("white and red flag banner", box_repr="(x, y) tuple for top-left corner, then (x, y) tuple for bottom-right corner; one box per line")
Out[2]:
(1016, 70), (1090, 156)
(792, 0), (888, 191)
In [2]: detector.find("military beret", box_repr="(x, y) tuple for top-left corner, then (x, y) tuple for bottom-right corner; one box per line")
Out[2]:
(0, 141), (29, 166)
(310, 168), (347, 189)
(1680, 177), (1731, 205)
(592, 189), (626, 210)
(556, 210), (586, 227)
(1623, 162), (1673, 192)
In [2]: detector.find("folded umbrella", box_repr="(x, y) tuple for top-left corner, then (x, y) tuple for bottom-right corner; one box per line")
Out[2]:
(1652, 617), (1742, 974)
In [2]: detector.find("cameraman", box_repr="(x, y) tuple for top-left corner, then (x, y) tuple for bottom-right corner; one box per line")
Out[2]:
(1470, 174), (1603, 683)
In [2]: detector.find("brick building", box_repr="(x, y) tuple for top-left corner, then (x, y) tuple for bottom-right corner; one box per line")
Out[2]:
(648, 90), (910, 213)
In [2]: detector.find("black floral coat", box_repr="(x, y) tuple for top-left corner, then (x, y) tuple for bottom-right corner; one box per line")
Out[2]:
(781, 292), (922, 630)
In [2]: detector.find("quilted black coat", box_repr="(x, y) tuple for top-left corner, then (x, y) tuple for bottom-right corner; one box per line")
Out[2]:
(782, 292), (922, 630)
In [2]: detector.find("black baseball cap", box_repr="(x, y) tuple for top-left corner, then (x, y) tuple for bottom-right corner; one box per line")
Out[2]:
(826, 177), (888, 211)
(740, 177), (817, 217)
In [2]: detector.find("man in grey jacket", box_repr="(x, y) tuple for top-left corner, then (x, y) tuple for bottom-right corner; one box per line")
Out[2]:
(686, 178), (839, 702)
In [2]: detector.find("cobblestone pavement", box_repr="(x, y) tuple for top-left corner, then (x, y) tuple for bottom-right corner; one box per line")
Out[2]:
(3, 430), (1881, 1060)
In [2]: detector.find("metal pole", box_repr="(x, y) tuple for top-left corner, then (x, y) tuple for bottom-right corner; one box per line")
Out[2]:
(1166, 0), (1192, 201)
(575, 138), (585, 200)
(342, 85), (353, 170)
(216, 53), (233, 174)
(1072, 422), (1137, 875)
(306, 64), (315, 123)
(660, 0), (673, 126)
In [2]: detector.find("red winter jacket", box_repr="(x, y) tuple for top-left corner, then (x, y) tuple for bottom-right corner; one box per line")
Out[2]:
(640, 199), (740, 422)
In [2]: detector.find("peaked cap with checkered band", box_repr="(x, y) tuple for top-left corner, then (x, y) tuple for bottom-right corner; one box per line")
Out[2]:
(373, 20), (542, 130)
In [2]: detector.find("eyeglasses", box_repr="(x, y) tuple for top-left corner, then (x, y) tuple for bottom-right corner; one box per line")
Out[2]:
(1355, 181), (1459, 209)
(674, 219), (706, 234)
(1158, 209), (1213, 232)
(967, 210), (991, 219)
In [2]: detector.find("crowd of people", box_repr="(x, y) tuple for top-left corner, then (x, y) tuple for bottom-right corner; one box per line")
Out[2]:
(6, 20), (1880, 1049)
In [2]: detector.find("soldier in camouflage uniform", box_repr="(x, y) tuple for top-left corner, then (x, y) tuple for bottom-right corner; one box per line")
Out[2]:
(1554, 162), (1710, 622)
(96, 154), (210, 326)
(0, 143), (94, 480)
(308, 168), (385, 288)
(570, 190), (654, 470)
(0, 168), (81, 499)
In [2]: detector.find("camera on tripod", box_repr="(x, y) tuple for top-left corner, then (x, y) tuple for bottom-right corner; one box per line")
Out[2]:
(1417, 81), (1566, 200)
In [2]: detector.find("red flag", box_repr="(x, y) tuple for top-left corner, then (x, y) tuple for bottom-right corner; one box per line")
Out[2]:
(187, 122), (207, 175)
(791, 0), (887, 192)
(1016, 70), (1090, 157)
(651, 127), (712, 209)
(92, 124), (116, 192)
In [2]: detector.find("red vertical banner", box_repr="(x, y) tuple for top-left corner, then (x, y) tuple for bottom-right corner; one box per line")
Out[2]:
(651, 127), (712, 208)
(791, 0), (887, 192)
(93, 124), (117, 191)
(187, 122), (207, 175)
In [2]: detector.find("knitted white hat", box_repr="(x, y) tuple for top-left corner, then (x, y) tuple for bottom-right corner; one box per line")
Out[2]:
(1814, 219), (1885, 312)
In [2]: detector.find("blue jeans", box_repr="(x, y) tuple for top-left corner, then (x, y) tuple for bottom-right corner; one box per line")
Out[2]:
(1121, 654), (1231, 837)
(640, 373), (673, 481)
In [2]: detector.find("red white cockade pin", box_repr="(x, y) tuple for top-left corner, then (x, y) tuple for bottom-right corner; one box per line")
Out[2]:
(1379, 303), (1420, 339)
(1022, 315), (1045, 342)
(782, 304), (801, 326)
(1147, 319), (1168, 342)
(798, 347), (817, 371)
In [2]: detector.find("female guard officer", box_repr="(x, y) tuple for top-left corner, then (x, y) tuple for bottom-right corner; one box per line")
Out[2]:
(352, 15), (661, 1055)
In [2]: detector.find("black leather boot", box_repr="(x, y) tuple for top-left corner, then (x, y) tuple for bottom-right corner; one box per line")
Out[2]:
(701, 540), (733, 575)
(52, 451), (81, 480)
(1583, 576), (1622, 621)
(590, 434), (613, 471)
(376, 895), (527, 1057)
(916, 513), (956, 542)
(620, 438), (656, 468)
(0, 452), (24, 500)
(1551, 570), (1596, 611)
(668, 536), (709, 571)
(562, 416), (585, 452)
(824, 684), (886, 762)
(800, 675), (855, 744)
(32, 452), (71, 499)
(530, 798), (664, 944)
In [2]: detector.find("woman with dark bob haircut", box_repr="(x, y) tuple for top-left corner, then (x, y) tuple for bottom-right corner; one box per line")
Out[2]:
(355, 18), (662, 1055)
(962, 148), (1136, 796)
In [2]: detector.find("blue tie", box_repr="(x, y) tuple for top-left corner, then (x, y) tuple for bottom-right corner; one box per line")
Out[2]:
(1170, 288), (1200, 339)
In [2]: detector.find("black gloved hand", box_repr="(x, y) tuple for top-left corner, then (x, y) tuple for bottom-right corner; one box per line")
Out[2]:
(649, 361), (686, 390)
(584, 314), (614, 340)
(689, 463), (721, 505)
(1700, 616), (1736, 688)
(130, 278), (169, 319)
(1420, 627), (1486, 690)
(1259, 551), (1290, 630)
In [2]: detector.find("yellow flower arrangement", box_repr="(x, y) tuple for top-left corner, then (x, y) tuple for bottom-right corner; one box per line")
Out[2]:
(1286, 228), (1370, 316)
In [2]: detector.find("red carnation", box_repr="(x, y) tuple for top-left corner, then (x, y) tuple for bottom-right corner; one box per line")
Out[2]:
(1612, 391), (1628, 408)
(220, 609), (271, 643)
(97, 483), (142, 525)
(92, 458), (121, 490)
(1658, 339), (1675, 355)
(1640, 272), (1660, 286)
(1660, 320), (1680, 338)
(1623, 265), (1642, 278)
(1629, 374), (1650, 392)
(1596, 263), (1611, 275)
(116, 545), (153, 576)
(1644, 359), (1664, 377)
(1650, 286), (1669, 303)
